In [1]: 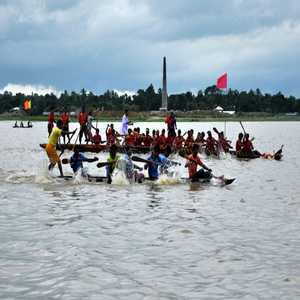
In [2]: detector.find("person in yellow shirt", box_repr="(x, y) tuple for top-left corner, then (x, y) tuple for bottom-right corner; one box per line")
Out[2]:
(45, 120), (69, 177)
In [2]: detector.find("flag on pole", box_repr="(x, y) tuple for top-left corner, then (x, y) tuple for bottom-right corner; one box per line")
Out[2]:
(216, 73), (227, 89)
(23, 99), (31, 110)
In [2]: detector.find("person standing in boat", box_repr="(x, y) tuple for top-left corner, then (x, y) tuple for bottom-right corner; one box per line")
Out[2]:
(78, 107), (88, 144)
(45, 120), (71, 177)
(165, 112), (177, 137)
(185, 144), (212, 182)
(48, 110), (55, 136)
(121, 109), (133, 135)
(60, 110), (70, 144)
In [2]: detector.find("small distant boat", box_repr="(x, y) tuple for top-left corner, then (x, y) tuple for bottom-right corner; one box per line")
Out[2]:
(13, 122), (33, 128)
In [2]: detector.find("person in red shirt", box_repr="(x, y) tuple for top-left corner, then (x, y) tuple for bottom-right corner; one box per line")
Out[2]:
(165, 112), (177, 137)
(134, 127), (143, 146)
(185, 144), (212, 182)
(235, 132), (244, 155)
(60, 110), (70, 143)
(78, 107), (88, 144)
(124, 128), (136, 146)
(205, 131), (218, 156)
(92, 128), (102, 145)
(173, 129), (185, 151)
(157, 129), (167, 150)
(184, 130), (194, 148)
(143, 128), (153, 148)
(48, 110), (55, 136)
(240, 133), (261, 158)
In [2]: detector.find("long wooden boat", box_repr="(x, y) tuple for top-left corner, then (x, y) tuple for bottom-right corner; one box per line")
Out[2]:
(58, 174), (235, 185)
(39, 143), (151, 153)
(39, 143), (283, 161)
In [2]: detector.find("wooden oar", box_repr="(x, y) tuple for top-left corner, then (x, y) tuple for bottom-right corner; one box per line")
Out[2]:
(97, 161), (113, 168)
(131, 155), (181, 166)
(66, 128), (77, 144)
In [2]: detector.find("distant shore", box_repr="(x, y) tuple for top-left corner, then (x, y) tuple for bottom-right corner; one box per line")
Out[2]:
(1, 112), (300, 122)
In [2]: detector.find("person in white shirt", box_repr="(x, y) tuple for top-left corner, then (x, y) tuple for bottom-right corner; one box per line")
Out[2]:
(121, 109), (133, 135)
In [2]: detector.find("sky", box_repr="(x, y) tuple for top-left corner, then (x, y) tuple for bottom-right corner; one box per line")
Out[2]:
(0, 0), (300, 97)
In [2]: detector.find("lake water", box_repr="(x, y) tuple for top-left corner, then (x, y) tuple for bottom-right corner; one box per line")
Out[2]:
(0, 121), (300, 300)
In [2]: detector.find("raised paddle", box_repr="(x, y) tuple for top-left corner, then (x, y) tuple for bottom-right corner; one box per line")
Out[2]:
(131, 155), (181, 166)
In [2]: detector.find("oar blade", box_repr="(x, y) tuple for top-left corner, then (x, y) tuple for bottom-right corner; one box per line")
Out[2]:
(224, 178), (235, 185)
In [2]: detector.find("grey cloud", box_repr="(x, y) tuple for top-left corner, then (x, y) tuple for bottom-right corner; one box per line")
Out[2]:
(0, 0), (300, 96)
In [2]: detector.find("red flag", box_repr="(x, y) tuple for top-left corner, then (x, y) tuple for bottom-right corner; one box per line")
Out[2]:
(216, 73), (227, 89)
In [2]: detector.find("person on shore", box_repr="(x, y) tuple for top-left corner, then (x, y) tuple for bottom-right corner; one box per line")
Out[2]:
(185, 144), (213, 182)
(45, 120), (71, 177)
(60, 110), (70, 144)
(121, 109), (133, 135)
(78, 107), (88, 144)
(48, 110), (55, 136)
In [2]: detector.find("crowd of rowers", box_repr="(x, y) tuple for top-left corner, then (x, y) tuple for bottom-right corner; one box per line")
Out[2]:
(46, 120), (217, 184)
(47, 109), (275, 160)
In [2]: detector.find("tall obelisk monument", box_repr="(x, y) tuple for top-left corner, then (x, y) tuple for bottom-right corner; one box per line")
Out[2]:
(160, 56), (168, 111)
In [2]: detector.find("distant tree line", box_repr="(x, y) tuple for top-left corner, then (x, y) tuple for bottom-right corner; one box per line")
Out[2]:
(0, 84), (299, 115)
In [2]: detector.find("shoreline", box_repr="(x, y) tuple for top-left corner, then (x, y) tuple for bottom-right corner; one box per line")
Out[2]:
(1, 115), (300, 122)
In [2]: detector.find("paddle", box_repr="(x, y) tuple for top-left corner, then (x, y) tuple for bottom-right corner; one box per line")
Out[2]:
(131, 155), (181, 166)
(97, 161), (114, 168)
(239, 121), (246, 135)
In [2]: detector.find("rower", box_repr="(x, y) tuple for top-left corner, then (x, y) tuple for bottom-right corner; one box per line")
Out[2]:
(205, 131), (218, 156)
(122, 149), (144, 183)
(92, 128), (102, 145)
(185, 144), (213, 182)
(68, 148), (98, 176)
(20, 121), (24, 128)
(143, 128), (153, 147)
(241, 133), (261, 158)
(14, 121), (19, 128)
(144, 144), (168, 180)
(235, 133), (244, 155)
(106, 144), (120, 184)
(172, 129), (185, 151)
(45, 119), (72, 177)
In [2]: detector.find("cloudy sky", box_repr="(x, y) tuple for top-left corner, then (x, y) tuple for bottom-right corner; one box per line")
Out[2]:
(1, 0), (300, 96)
